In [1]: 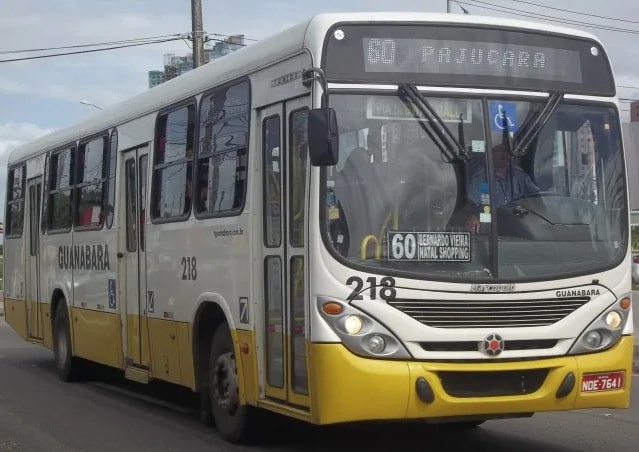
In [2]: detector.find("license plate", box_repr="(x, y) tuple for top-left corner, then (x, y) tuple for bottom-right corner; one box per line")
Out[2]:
(581, 371), (625, 392)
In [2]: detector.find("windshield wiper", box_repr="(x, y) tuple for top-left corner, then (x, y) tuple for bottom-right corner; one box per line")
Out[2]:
(511, 92), (564, 156)
(458, 113), (467, 153)
(398, 83), (468, 162)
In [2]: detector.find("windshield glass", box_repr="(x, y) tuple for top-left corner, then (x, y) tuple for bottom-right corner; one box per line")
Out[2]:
(321, 93), (627, 282)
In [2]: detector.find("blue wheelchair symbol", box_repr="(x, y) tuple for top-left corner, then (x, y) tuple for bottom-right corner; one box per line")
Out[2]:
(490, 102), (518, 133)
(108, 279), (116, 309)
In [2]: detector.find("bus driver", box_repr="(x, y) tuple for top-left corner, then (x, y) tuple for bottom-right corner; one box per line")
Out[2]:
(465, 143), (540, 233)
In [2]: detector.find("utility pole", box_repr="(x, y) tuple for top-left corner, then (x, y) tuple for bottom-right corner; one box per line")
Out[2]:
(191, 0), (205, 68)
(447, 0), (451, 13)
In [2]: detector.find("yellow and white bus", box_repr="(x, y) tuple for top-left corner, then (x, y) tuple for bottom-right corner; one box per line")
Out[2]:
(3, 12), (634, 443)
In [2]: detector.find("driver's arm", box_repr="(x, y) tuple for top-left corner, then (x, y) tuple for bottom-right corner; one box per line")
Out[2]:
(520, 170), (541, 195)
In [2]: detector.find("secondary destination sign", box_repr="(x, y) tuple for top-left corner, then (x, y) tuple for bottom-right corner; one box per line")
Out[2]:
(388, 231), (471, 262)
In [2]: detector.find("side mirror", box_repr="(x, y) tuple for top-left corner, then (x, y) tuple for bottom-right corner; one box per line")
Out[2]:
(308, 107), (339, 166)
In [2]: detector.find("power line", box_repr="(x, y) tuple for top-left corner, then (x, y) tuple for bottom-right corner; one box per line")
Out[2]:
(501, 0), (639, 25)
(0, 38), (182, 63)
(204, 35), (248, 47)
(0, 34), (186, 55)
(462, 0), (639, 35)
(0, 32), (254, 57)
(207, 32), (258, 42)
(464, 0), (639, 34)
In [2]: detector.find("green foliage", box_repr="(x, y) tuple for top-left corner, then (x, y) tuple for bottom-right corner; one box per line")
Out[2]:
(633, 225), (639, 252)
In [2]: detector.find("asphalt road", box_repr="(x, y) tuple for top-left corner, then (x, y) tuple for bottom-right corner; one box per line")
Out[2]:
(1, 320), (638, 452)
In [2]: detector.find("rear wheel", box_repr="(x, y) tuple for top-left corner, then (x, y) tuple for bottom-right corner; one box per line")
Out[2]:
(208, 324), (255, 443)
(53, 302), (82, 382)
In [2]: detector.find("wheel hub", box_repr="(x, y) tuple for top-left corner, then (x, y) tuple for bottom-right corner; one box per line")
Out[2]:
(56, 326), (68, 368)
(212, 352), (239, 416)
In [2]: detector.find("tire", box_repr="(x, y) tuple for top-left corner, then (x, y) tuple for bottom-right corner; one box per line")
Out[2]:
(53, 302), (82, 382)
(208, 324), (255, 443)
(199, 388), (214, 425)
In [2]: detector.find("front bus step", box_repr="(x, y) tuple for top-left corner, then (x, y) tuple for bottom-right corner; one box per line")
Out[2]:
(257, 399), (312, 423)
(124, 366), (151, 384)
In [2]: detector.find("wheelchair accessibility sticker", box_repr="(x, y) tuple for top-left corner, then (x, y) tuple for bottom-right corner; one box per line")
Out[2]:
(489, 101), (518, 133)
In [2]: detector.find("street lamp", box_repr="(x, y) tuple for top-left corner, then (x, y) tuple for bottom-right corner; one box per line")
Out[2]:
(79, 100), (104, 110)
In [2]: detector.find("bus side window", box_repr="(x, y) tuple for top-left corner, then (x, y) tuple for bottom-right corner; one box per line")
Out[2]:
(196, 80), (250, 216)
(106, 129), (118, 229)
(48, 146), (74, 231)
(5, 164), (26, 237)
(75, 135), (108, 229)
(151, 104), (195, 220)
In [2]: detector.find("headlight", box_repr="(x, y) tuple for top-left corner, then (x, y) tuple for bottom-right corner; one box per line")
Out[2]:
(584, 330), (603, 349)
(605, 311), (622, 329)
(344, 315), (363, 335)
(569, 295), (631, 355)
(367, 334), (386, 354)
(317, 297), (411, 359)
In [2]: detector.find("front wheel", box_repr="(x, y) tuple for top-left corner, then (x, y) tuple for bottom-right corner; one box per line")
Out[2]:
(53, 302), (83, 382)
(208, 324), (256, 443)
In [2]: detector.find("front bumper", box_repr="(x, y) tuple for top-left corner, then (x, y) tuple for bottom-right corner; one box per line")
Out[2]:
(308, 335), (634, 425)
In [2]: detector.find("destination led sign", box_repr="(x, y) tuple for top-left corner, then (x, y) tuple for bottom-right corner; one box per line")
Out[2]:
(362, 38), (583, 83)
(322, 24), (615, 96)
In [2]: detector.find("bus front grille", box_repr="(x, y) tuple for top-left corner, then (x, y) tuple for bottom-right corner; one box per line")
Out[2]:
(419, 339), (558, 352)
(438, 369), (549, 397)
(387, 297), (590, 328)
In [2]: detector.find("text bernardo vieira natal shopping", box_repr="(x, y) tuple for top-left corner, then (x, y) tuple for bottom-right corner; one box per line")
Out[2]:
(389, 232), (471, 261)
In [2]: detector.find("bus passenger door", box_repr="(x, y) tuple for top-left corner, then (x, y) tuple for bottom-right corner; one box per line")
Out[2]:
(285, 99), (310, 407)
(25, 177), (43, 339)
(260, 104), (287, 402)
(259, 97), (310, 408)
(120, 146), (151, 369)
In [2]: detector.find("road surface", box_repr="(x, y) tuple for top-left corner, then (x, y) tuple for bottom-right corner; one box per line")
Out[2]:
(0, 319), (638, 452)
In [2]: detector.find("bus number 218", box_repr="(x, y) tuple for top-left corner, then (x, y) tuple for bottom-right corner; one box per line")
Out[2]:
(181, 256), (198, 281)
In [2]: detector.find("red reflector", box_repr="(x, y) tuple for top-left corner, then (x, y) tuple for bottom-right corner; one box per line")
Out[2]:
(581, 371), (625, 392)
(633, 256), (639, 263)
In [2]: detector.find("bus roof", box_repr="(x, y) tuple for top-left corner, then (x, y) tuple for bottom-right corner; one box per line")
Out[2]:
(8, 12), (603, 165)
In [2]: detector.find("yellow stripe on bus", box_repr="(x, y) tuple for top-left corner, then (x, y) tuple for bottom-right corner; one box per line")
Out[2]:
(3, 298), (27, 339)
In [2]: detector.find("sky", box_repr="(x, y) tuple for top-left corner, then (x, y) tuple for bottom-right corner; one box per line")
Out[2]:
(2, 0), (639, 218)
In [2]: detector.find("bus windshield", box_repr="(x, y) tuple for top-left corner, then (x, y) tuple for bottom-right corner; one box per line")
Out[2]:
(321, 93), (627, 282)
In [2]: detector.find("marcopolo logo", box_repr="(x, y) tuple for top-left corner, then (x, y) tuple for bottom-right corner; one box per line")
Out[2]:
(470, 284), (515, 293)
